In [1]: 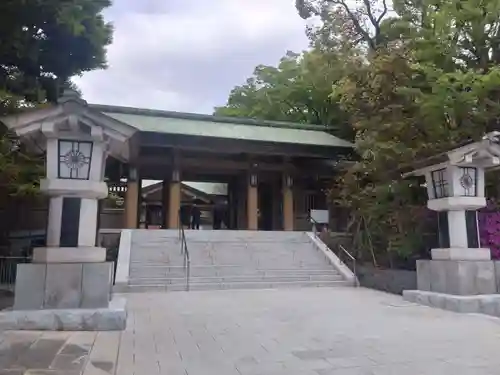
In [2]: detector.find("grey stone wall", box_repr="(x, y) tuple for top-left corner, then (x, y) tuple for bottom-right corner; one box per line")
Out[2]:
(357, 266), (417, 295)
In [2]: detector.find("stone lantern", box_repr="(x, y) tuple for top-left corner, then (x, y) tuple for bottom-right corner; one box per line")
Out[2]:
(405, 133), (500, 299)
(0, 90), (134, 330)
(424, 162), (487, 260)
(38, 126), (108, 262)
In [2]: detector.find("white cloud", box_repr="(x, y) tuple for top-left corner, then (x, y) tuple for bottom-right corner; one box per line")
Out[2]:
(73, 0), (309, 114)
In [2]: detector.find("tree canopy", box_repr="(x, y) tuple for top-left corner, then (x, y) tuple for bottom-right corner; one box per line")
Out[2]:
(0, 0), (113, 196)
(214, 50), (353, 139)
(217, 0), (500, 266)
(0, 0), (112, 112)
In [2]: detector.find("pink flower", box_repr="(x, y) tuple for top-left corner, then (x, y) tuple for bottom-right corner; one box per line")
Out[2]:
(479, 210), (500, 260)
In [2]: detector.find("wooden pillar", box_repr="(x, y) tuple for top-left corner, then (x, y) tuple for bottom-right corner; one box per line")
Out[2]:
(247, 172), (258, 230)
(168, 169), (181, 229)
(124, 181), (139, 229)
(237, 178), (247, 229)
(228, 179), (238, 229)
(162, 179), (169, 229)
(283, 174), (294, 231)
(272, 183), (281, 230)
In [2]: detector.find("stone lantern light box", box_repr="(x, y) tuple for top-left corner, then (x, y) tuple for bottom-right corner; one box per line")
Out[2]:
(58, 139), (93, 180)
(38, 119), (110, 261)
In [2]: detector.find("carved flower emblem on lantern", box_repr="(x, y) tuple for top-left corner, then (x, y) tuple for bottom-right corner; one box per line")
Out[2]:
(63, 150), (88, 170)
(460, 173), (474, 189)
(58, 140), (92, 179)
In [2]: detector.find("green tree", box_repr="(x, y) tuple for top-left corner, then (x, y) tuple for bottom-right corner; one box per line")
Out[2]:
(0, 0), (112, 111)
(296, 0), (391, 53)
(215, 50), (353, 139)
(215, 0), (500, 266)
(331, 0), (500, 263)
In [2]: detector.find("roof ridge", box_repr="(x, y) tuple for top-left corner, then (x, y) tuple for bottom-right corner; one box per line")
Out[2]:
(88, 104), (334, 132)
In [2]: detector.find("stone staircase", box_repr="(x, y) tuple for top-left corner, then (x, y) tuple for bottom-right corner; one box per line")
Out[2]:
(120, 230), (353, 292)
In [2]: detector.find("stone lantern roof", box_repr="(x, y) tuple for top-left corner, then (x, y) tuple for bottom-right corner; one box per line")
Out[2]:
(401, 132), (500, 178)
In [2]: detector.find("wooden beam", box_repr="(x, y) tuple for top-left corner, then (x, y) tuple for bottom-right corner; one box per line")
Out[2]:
(137, 156), (296, 172)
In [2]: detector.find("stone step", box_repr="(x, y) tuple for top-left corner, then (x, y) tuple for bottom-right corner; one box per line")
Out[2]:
(130, 259), (329, 267)
(130, 265), (337, 276)
(130, 263), (332, 271)
(128, 274), (344, 285)
(131, 233), (311, 244)
(131, 239), (312, 245)
(121, 279), (351, 293)
(130, 254), (325, 261)
(130, 252), (330, 260)
(130, 256), (327, 264)
(131, 248), (320, 254)
(130, 246), (320, 253)
(124, 230), (351, 291)
(129, 267), (339, 278)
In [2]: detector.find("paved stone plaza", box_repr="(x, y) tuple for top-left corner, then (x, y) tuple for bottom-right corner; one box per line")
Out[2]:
(1, 287), (500, 374)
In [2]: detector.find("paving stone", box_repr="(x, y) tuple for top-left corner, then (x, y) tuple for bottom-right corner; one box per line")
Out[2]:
(50, 353), (86, 372)
(111, 287), (500, 375)
(82, 332), (120, 375)
(25, 371), (80, 375)
(0, 337), (38, 369)
(13, 338), (66, 369)
(2, 286), (500, 374)
(293, 349), (331, 360)
(316, 368), (372, 375)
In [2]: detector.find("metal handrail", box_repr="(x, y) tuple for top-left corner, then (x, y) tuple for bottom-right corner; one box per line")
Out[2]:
(178, 210), (191, 291)
(338, 244), (358, 287)
(309, 215), (359, 287)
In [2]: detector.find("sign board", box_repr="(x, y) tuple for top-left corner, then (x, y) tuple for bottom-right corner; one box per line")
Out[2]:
(310, 209), (329, 224)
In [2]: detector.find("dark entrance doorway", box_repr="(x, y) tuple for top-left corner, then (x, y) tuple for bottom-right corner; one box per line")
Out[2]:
(258, 182), (274, 231)
(227, 179), (239, 229)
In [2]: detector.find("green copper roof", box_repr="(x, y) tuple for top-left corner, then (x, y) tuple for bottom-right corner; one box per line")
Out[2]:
(183, 182), (228, 195)
(90, 105), (352, 148)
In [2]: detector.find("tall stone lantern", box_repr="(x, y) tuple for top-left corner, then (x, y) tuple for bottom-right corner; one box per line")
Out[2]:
(0, 90), (134, 330)
(406, 133), (500, 296)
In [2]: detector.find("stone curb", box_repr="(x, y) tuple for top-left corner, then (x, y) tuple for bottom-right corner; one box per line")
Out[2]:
(403, 290), (500, 317)
(0, 297), (127, 331)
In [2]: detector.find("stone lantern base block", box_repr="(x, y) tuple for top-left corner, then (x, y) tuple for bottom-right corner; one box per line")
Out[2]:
(0, 296), (126, 331)
(13, 262), (114, 310)
(403, 290), (500, 316)
(431, 247), (491, 261)
(416, 259), (498, 295)
(32, 246), (106, 263)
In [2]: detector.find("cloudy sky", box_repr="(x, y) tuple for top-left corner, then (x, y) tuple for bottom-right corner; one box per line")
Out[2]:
(73, 0), (310, 114)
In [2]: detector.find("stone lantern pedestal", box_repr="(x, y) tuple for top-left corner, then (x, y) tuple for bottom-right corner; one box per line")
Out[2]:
(0, 91), (134, 330)
(403, 134), (500, 315)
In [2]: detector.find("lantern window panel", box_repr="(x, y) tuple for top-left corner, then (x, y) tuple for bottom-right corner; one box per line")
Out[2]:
(459, 167), (477, 197)
(58, 140), (93, 180)
(431, 168), (449, 198)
